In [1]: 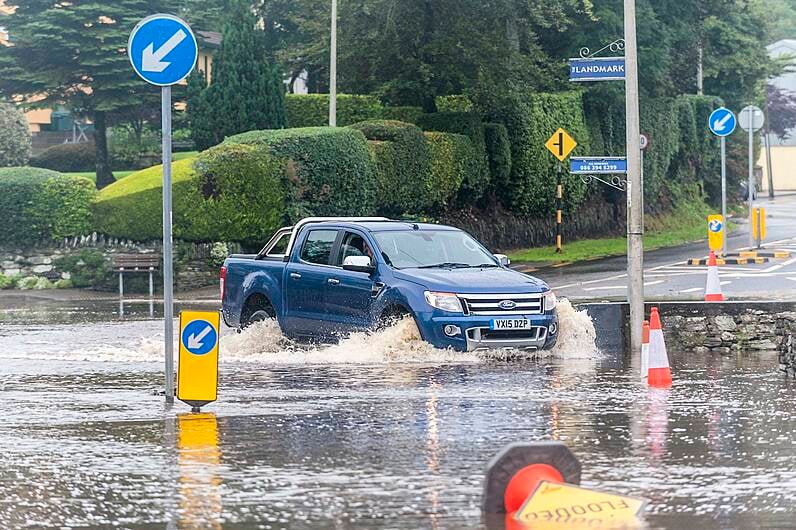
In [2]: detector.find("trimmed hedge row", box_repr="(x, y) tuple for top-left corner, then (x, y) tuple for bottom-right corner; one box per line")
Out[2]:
(225, 127), (376, 221)
(285, 94), (383, 127)
(484, 123), (512, 189)
(0, 167), (95, 245)
(486, 91), (592, 215)
(92, 148), (287, 246)
(424, 132), (483, 208)
(350, 120), (430, 215)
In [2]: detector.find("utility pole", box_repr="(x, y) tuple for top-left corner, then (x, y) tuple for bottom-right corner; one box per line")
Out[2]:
(624, 0), (644, 353)
(328, 0), (338, 127)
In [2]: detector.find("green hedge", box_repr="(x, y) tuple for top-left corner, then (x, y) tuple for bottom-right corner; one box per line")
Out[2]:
(93, 148), (287, 246)
(381, 106), (424, 123)
(424, 132), (483, 208)
(349, 120), (430, 215)
(484, 123), (512, 189)
(415, 111), (489, 199)
(486, 91), (591, 215)
(30, 142), (96, 172)
(285, 94), (383, 127)
(0, 167), (95, 245)
(226, 127), (376, 220)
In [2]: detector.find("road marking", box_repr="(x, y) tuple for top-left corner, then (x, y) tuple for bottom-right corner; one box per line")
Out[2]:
(680, 287), (703, 293)
(720, 281), (732, 286)
(788, 277), (796, 282)
(644, 280), (665, 286)
(583, 285), (627, 291)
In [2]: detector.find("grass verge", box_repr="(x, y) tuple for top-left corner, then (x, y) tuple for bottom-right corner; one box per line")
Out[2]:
(508, 199), (719, 264)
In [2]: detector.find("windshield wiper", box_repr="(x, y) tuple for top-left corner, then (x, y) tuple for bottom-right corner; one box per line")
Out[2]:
(416, 262), (472, 269)
(472, 263), (500, 268)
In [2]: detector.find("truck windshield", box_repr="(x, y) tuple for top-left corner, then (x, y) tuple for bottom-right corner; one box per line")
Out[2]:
(373, 230), (499, 269)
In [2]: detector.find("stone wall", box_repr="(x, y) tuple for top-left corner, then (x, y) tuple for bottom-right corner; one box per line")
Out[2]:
(580, 301), (796, 376)
(0, 235), (241, 292)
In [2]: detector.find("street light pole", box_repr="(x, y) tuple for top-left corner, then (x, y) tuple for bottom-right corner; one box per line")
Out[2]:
(328, 0), (338, 127)
(624, 0), (644, 353)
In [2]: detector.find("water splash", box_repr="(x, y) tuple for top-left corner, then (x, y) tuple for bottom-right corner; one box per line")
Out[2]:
(0, 300), (597, 364)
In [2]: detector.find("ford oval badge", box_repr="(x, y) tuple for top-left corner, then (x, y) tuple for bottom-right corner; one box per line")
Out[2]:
(498, 300), (517, 310)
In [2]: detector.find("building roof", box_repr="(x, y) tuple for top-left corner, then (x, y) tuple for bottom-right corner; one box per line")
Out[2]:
(196, 30), (222, 48)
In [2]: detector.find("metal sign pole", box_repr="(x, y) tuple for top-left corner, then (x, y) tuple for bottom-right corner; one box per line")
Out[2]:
(624, 0), (644, 354)
(721, 137), (727, 256)
(328, 0), (338, 127)
(162, 85), (175, 404)
(748, 113), (754, 248)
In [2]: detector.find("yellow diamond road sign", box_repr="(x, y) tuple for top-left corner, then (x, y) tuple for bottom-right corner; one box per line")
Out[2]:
(545, 128), (577, 162)
(515, 481), (647, 525)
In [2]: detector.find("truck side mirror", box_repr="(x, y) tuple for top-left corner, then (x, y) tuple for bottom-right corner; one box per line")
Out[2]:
(494, 254), (510, 267)
(343, 255), (375, 274)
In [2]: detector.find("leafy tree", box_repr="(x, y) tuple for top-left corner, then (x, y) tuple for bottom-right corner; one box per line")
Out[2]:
(766, 84), (796, 140)
(189, 0), (286, 149)
(0, 100), (31, 167)
(0, 0), (171, 189)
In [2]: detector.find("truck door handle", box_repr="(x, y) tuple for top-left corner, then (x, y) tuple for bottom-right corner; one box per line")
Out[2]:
(290, 272), (302, 279)
(327, 278), (340, 285)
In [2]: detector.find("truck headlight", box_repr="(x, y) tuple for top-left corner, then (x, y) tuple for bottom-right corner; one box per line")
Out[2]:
(424, 291), (463, 313)
(543, 290), (557, 311)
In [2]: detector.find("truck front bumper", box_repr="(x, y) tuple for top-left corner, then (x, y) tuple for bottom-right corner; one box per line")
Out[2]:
(416, 312), (559, 352)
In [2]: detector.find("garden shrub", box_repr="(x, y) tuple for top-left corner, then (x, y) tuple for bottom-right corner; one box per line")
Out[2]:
(54, 278), (73, 289)
(0, 101), (32, 167)
(0, 275), (12, 289)
(424, 132), (483, 208)
(30, 142), (96, 172)
(285, 94), (383, 127)
(349, 120), (430, 215)
(17, 276), (51, 290)
(484, 123), (512, 189)
(226, 127), (376, 221)
(93, 147), (287, 246)
(54, 250), (112, 289)
(0, 167), (95, 245)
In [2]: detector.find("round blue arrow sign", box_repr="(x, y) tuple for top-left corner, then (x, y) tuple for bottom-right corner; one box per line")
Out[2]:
(708, 107), (737, 137)
(181, 319), (217, 355)
(128, 14), (198, 86)
(709, 219), (723, 233)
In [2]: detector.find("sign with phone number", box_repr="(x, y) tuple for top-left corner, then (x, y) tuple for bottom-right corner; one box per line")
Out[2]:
(515, 481), (647, 525)
(570, 157), (627, 175)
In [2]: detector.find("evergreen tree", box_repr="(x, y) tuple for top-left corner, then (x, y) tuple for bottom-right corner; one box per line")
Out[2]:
(0, 0), (170, 189)
(192, 0), (286, 148)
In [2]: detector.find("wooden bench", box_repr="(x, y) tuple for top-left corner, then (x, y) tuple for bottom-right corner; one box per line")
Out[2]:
(112, 254), (161, 299)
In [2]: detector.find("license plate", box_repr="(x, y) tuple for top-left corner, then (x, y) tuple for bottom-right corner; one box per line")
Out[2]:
(490, 318), (531, 330)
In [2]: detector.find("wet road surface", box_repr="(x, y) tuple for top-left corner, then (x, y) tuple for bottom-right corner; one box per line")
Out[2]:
(1, 300), (795, 529)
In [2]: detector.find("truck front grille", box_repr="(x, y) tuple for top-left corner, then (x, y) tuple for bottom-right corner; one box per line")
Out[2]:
(459, 293), (543, 316)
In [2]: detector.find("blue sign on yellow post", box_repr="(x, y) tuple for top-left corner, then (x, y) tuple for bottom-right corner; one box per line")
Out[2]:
(177, 310), (220, 411)
(708, 215), (724, 252)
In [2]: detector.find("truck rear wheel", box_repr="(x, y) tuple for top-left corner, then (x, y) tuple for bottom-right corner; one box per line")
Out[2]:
(241, 294), (276, 328)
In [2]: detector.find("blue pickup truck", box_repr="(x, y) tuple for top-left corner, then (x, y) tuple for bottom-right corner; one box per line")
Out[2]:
(221, 218), (558, 352)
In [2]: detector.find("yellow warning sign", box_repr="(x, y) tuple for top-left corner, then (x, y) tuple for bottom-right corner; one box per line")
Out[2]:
(707, 214), (724, 252)
(545, 128), (578, 162)
(514, 481), (646, 526)
(177, 310), (220, 408)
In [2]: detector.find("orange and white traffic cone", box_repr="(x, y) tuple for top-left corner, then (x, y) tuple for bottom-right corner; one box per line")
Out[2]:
(705, 250), (725, 302)
(640, 320), (650, 380)
(647, 307), (672, 389)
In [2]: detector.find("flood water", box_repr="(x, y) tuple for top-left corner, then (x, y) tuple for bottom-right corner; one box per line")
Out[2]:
(0, 299), (794, 529)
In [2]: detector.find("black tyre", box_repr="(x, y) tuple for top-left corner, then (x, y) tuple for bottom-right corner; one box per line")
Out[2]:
(240, 295), (275, 328)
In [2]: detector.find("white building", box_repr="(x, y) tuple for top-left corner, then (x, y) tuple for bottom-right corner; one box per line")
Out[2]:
(761, 40), (796, 191)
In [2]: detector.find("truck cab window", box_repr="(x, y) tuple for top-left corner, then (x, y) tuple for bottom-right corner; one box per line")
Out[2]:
(337, 232), (373, 265)
(300, 230), (338, 265)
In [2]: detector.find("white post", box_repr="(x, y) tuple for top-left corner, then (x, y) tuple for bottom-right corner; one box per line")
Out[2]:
(328, 0), (338, 127)
(721, 137), (727, 256)
(162, 86), (175, 405)
(624, 0), (644, 354)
